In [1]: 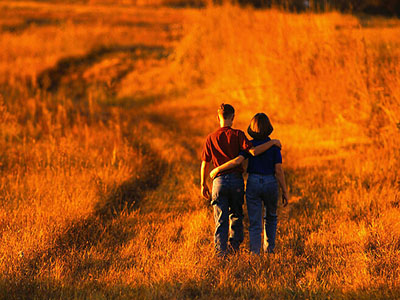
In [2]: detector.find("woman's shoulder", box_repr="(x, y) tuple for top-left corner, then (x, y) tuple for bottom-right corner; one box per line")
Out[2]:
(251, 137), (271, 146)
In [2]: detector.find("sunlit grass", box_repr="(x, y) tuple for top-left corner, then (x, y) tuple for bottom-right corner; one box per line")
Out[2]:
(0, 1), (399, 299)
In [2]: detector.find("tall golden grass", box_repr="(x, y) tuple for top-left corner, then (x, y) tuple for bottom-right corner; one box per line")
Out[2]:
(0, 1), (399, 299)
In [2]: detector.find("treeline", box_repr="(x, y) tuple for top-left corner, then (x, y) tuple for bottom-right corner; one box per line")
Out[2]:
(238, 0), (400, 15)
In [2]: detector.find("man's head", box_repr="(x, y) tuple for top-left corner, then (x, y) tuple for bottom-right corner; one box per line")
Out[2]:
(217, 103), (235, 125)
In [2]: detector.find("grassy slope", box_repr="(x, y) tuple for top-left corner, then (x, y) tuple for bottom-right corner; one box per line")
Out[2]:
(0, 1), (399, 299)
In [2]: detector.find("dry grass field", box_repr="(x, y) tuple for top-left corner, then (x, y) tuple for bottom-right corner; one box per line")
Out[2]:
(0, 1), (399, 299)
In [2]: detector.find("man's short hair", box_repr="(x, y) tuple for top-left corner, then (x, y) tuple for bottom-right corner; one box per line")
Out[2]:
(218, 103), (235, 120)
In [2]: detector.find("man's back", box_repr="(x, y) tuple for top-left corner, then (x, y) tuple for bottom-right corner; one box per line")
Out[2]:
(201, 126), (251, 176)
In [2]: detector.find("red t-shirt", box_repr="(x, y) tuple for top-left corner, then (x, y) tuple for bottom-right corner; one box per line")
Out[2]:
(201, 126), (252, 176)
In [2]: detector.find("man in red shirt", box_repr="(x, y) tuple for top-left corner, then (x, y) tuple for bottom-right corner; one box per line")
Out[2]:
(200, 104), (281, 256)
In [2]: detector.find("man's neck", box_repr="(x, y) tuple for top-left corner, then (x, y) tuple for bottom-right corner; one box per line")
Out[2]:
(220, 121), (232, 128)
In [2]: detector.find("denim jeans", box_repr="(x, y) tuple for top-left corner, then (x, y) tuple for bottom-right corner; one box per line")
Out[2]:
(246, 173), (278, 254)
(211, 173), (245, 256)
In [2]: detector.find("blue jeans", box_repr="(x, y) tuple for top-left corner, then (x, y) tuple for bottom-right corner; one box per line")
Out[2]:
(211, 173), (245, 256)
(246, 173), (278, 254)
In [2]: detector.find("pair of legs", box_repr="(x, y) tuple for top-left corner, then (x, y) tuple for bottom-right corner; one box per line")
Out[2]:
(246, 174), (278, 254)
(211, 173), (245, 256)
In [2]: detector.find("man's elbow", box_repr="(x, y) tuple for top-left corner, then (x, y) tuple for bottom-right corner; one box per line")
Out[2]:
(232, 161), (242, 167)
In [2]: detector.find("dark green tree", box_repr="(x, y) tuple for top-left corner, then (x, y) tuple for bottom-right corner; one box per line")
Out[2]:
(235, 0), (400, 15)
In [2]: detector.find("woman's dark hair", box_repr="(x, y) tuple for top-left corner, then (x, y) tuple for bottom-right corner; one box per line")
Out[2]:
(247, 113), (273, 140)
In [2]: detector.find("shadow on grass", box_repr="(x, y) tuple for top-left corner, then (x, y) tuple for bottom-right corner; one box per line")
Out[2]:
(1, 18), (63, 33)
(142, 110), (205, 159)
(101, 95), (158, 110)
(3, 276), (400, 300)
(1, 17), (180, 34)
(5, 104), (209, 298)
(6, 142), (168, 299)
(37, 44), (170, 100)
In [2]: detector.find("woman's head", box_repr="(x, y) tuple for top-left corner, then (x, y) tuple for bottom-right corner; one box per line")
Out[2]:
(247, 113), (273, 140)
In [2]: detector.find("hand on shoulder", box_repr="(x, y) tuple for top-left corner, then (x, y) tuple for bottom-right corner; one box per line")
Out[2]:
(272, 139), (282, 149)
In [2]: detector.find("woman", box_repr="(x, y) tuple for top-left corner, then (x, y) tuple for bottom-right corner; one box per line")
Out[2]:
(210, 113), (289, 254)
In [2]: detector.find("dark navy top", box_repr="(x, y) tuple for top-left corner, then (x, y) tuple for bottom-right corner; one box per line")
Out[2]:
(240, 137), (282, 175)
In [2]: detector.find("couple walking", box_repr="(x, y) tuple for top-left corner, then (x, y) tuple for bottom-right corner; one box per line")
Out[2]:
(200, 103), (289, 256)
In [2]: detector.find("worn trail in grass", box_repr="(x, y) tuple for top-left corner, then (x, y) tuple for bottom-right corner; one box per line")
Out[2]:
(1, 5), (213, 297)
(1, 2), (400, 299)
